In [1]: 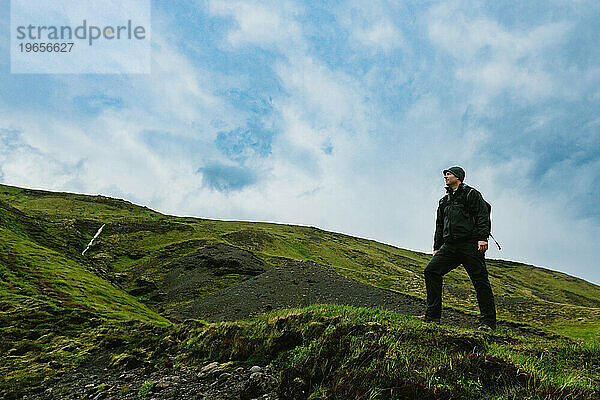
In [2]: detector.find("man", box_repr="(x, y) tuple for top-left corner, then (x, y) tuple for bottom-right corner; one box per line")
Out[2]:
(419, 166), (496, 331)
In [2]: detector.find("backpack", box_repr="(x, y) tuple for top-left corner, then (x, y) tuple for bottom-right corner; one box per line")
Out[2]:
(445, 186), (502, 250)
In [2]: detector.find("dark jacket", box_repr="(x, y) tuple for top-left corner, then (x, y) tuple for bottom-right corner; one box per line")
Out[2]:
(433, 183), (490, 250)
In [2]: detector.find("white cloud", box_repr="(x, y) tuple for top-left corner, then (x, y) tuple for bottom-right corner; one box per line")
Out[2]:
(486, 182), (600, 284)
(353, 20), (406, 53)
(336, 0), (407, 53)
(456, 61), (556, 104)
(1, 0), (382, 237)
(208, 0), (303, 50)
(275, 54), (372, 136)
(457, 156), (600, 285)
(427, 2), (572, 107)
(0, 10), (240, 208)
(0, 129), (85, 191)
(207, 0), (379, 190)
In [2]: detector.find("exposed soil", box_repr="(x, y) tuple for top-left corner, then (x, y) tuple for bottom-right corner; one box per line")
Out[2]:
(32, 353), (280, 400)
(127, 243), (269, 306)
(177, 260), (553, 339)
(164, 244), (268, 277)
(159, 244), (268, 304)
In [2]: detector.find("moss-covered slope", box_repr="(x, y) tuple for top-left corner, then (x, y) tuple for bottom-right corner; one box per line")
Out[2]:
(1, 183), (600, 399)
(1, 183), (599, 339)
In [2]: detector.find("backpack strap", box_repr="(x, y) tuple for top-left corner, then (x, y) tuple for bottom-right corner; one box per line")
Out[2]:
(463, 185), (490, 213)
(463, 185), (474, 206)
(463, 186), (501, 250)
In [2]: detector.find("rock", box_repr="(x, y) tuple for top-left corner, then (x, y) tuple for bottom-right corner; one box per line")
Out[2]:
(92, 392), (108, 400)
(201, 361), (220, 374)
(218, 372), (232, 382)
(118, 372), (136, 381)
(250, 372), (263, 380)
(41, 352), (281, 400)
(154, 380), (170, 391)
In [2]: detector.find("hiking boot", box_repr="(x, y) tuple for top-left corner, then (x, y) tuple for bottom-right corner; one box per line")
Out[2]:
(477, 323), (495, 332)
(416, 315), (440, 324)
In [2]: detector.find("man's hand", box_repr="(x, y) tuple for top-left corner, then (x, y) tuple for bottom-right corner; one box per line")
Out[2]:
(433, 250), (438, 255)
(478, 241), (488, 253)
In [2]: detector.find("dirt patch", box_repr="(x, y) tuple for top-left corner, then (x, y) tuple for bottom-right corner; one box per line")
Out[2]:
(177, 261), (554, 339)
(143, 244), (269, 309)
(177, 260), (425, 323)
(164, 243), (267, 276)
(178, 260), (429, 322)
(33, 351), (280, 400)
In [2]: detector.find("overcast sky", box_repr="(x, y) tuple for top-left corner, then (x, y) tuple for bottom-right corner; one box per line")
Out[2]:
(1, 1), (599, 284)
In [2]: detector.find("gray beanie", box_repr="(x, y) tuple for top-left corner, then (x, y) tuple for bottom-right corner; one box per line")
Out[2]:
(443, 166), (465, 182)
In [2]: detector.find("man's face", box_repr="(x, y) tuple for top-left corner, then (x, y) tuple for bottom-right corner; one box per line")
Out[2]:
(444, 171), (460, 186)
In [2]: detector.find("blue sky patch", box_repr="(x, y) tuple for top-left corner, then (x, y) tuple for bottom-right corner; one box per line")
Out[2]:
(215, 118), (275, 162)
(197, 163), (258, 192)
(73, 95), (124, 115)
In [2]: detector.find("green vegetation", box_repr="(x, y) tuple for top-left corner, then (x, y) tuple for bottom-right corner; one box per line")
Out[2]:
(4, 304), (598, 399)
(1, 183), (599, 339)
(138, 380), (156, 399)
(182, 305), (600, 399)
(0, 183), (599, 398)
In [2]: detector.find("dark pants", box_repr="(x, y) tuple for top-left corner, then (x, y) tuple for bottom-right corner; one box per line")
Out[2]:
(424, 241), (496, 327)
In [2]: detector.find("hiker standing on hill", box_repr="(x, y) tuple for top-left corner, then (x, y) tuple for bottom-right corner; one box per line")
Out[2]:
(419, 166), (497, 331)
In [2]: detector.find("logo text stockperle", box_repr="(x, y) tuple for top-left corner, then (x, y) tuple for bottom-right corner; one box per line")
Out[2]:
(15, 20), (146, 46)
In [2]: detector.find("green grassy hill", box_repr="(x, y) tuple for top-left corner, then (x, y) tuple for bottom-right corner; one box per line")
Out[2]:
(1, 183), (598, 338)
(1, 183), (599, 399)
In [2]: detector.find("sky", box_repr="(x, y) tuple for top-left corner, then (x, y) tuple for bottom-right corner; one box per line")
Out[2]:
(1, 1), (600, 284)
